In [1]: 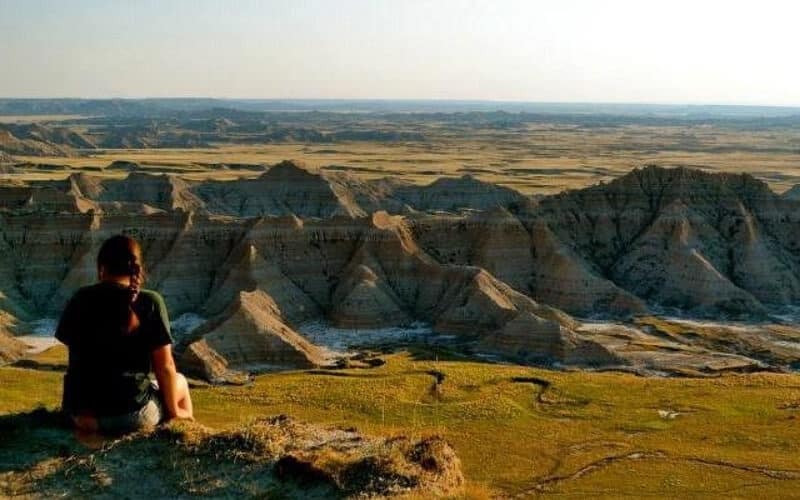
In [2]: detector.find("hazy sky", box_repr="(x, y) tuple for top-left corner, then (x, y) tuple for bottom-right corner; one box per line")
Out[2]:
(1, 0), (798, 105)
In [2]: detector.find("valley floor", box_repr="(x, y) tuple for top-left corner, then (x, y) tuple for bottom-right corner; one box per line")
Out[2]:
(3, 345), (800, 498)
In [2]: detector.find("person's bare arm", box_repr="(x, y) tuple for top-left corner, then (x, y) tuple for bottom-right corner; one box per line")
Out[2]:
(151, 345), (191, 420)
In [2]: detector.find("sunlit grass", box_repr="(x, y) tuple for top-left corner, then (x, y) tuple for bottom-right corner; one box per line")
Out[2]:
(3, 346), (800, 496)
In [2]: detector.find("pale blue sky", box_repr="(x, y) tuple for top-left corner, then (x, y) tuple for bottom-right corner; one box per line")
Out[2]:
(1, 0), (798, 105)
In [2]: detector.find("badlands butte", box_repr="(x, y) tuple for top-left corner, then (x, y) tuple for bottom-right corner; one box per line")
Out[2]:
(1, 160), (800, 379)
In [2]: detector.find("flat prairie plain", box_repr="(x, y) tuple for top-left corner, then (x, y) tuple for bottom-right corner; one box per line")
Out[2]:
(10, 121), (800, 195)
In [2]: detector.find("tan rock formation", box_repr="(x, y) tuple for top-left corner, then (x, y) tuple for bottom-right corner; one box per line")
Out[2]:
(0, 180), (97, 214)
(0, 126), (72, 156)
(0, 151), (15, 164)
(330, 262), (410, 328)
(726, 201), (800, 304)
(2, 163), (799, 378)
(412, 208), (534, 292)
(394, 174), (524, 212)
(148, 211), (249, 315)
(67, 172), (104, 199)
(195, 160), (367, 218)
(177, 339), (248, 384)
(529, 220), (646, 315)
(613, 201), (765, 315)
(202, 236), (320, 322)
(98, 172), (205, 212)
(183, 290), (329, 371)
(0, 311), (25, 365)
(480, 311), (619, 366)
(534, 165), (800, 315)
(326, 171), (408, 214)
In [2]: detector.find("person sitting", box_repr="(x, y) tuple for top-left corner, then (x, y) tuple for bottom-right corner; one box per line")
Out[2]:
(55, 234), (193, 433)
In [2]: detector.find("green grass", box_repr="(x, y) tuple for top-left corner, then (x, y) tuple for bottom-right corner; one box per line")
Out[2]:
(3, 346), (800, 497)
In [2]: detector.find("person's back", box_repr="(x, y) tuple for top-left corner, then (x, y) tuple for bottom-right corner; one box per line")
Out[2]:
(55, 234), (193, 434)
(57, 282), (172, 418)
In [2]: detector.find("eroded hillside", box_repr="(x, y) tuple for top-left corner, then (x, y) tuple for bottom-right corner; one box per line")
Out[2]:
(1, 161), (799, 377)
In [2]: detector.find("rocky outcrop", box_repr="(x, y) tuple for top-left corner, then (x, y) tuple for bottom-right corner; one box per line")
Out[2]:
(394, 174), (525, 212)
(178, 339), (229, 381)
(0, 175), (99, 214)
(67, 172), (104, 198)
(0, 126), (74, 156)
(532, 165), (800, 316)
(7, 161), (529, 218)
(194, 160), (367, 218)
(0, 313), (25, 365)
(177, 338), (249, 384)
(411, 208), (644, 316)
(202, 236), (321, 321)
(782, 184), (800, 200)
(480, 311), (620, 366)
(528, 220), (645, 315)
(97, 173), (205, 212)
(1, 413), (464, 498)
(10, 123), (94, 149)
(330, 263), (411, 328)
(412, 208), (534, 292)
(181, 290), (329, 371)
(0, 172), (203, 214)
(613, 202), (766, 315)
(2, 163), (799, 378)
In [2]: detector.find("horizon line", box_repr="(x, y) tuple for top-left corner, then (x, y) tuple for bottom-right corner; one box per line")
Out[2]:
(1, 96), (800, 109)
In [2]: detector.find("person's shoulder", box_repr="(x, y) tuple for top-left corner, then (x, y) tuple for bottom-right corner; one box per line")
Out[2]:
(137, 289), (172, 336)
(137, 289), (167, 309)
(70, 283), (101, 301)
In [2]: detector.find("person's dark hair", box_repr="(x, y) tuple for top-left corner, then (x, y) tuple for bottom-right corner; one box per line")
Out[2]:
(97, 235), (145, 334)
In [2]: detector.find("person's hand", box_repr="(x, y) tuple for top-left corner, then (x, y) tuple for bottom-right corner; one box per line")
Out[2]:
(73, 414), (99, 432)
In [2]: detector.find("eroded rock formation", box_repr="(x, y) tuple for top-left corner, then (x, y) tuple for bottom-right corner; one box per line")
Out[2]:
(179, 290), (329, 374)
(0, 327), (25, 364)
(1, 161), (799, 375)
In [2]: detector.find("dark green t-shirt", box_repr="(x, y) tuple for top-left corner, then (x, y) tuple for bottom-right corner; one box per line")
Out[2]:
(55, 281), (173, 416)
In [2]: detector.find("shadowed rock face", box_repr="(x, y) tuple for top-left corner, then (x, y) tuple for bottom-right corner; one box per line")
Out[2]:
(0, 125), (77, 156)
(783, 184), (800, 200)
(392, 174), (526, 212)
(1, 162), (799, 376)
(530, 165), (800, 315)
(0, 151), (15, 164)
(96, 172), (205, 212)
